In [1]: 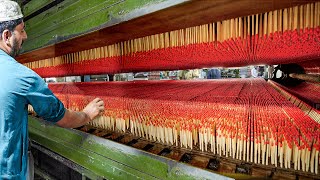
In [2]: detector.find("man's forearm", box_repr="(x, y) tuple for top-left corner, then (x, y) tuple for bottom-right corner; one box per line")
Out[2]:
(56, 109), (92, 128)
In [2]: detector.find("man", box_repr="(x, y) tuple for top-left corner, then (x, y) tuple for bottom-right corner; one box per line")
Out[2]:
(207, 68), (221, 79)
(251, 66), (258, 78)
(0, 1), (105, 179)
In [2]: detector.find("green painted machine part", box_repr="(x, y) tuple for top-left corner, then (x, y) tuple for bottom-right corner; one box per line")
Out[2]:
(22, 0), (54, 17)
(20, 0), (188, 53)
(28, 116), (232, 180)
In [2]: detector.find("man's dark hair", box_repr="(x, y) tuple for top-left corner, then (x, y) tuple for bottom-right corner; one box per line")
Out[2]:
(0, 18), (23, 39)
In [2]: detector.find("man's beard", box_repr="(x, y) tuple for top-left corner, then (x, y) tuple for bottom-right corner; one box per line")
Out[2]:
(9, 38), (22, 58)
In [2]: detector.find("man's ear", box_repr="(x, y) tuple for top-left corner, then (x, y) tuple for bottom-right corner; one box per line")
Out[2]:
(2, 30), (12, 45)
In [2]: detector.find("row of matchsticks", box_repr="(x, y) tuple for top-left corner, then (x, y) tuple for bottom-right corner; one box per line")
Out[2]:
(23, 2), (320, 77)
(28, 79), (319, 174)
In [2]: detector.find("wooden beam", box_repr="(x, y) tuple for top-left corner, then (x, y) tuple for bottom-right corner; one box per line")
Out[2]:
(289, 73), (320, 83)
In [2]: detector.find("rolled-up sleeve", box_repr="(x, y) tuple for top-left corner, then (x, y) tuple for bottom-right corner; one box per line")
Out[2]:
(25, 74), (65, 123)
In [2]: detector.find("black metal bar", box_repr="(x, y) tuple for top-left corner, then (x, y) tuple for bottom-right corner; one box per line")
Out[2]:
(24, 0), (65, 21)
(22, 0), (32, 6)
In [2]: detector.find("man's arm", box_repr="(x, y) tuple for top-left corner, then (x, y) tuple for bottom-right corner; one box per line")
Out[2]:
(56, 98), (104, 128)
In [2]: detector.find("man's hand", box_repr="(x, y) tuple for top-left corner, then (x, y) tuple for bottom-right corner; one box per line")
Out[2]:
(83, 98), (105, 120)
(56, 98), (105, 128)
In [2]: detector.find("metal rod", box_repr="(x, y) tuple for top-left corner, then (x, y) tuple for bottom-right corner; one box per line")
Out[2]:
(289, 73), (320, 83)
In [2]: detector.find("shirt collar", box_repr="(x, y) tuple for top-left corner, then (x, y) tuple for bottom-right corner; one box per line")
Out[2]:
(0, 48), (18, 63)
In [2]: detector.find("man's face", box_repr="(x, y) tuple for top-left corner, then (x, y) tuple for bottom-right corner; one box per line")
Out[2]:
(9, 21), (27, 57)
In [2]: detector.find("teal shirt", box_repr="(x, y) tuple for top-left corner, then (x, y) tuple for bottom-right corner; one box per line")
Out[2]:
(0, 50), (65, 179)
